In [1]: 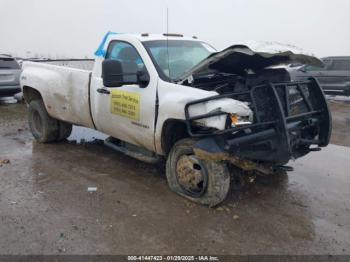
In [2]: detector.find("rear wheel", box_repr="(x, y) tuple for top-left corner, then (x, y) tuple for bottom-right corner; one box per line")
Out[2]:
(166, 138), (230, 206)
(57, 120), (73, 141)
(28, 100), (59, 142)
(28, 99), (72, 142)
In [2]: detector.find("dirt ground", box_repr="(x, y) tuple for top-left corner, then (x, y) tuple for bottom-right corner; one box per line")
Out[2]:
(0, 100), (349, 255)
(328, 99), (350, 147)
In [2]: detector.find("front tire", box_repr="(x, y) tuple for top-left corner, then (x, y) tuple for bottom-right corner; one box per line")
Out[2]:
(166, 138), (230, 206)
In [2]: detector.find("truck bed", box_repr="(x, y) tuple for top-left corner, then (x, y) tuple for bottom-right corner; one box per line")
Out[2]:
(26, 59), (95, 71)
(21, 61), (95, 128)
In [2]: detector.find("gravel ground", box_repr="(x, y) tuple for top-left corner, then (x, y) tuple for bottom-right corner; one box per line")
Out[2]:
(0, 100), (349, 255)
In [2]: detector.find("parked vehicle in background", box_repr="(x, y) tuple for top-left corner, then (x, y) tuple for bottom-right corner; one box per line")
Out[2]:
(0, 55), (21, 97)
(288, 56), (350, 96)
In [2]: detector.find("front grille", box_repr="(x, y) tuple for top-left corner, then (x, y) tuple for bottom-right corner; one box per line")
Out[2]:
(184, 79), (324, 138)
(288, 84), (309, 116)
(253, 83), (310, 122)
(253, 85), (279, 123)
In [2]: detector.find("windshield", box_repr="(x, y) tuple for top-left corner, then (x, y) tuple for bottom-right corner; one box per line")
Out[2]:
(143, 40), (215, 81)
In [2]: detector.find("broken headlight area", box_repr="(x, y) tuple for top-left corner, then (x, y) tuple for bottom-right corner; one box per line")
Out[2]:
(229, 113), (252, 127)
(191, 111), (252, 131)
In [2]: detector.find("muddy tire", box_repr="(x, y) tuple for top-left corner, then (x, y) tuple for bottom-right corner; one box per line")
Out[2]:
(166, 138), (230, 207)
(229, 165), (248, 191)
(57, 121), (73, 141)
(28, 99), (59, 143)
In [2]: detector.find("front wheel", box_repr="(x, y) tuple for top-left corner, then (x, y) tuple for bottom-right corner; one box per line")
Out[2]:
(166, 138), (230, 206)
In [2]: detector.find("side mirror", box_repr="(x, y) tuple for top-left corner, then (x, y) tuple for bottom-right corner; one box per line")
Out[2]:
(102, 59), (124, 87)
(299, 66), (307, 73)
(102, 59), (150, 88)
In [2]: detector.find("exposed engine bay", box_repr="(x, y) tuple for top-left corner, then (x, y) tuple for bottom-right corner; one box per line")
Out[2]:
(183, 68), (290, 94)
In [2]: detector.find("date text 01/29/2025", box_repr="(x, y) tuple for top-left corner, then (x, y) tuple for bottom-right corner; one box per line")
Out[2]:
(127, 255), (220, 261)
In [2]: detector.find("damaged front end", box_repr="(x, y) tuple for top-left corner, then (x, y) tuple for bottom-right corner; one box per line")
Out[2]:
(180, 45), (332, 169)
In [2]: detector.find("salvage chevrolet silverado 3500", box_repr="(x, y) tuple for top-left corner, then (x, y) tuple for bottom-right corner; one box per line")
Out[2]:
(20, 33), (331, 206)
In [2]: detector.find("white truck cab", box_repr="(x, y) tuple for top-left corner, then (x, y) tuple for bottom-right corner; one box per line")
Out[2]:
(20, 32), (331, 206)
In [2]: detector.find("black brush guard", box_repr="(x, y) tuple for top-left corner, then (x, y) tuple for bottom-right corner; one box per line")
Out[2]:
(185, 78), (332, 165)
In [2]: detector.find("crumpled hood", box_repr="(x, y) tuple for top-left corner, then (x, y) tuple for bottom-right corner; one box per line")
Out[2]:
(178, 45), (323, 81)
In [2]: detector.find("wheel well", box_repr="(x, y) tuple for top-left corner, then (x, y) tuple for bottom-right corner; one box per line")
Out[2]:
(22, 86), (42, 103)
(161, 119), (189, 156)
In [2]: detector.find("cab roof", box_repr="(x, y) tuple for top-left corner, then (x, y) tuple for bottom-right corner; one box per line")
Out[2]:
(95, 32), (203, 57)
(109, 33), (201, 42)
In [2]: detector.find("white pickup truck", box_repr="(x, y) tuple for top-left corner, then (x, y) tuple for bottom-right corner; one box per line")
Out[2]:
(20, 33), (331, 206)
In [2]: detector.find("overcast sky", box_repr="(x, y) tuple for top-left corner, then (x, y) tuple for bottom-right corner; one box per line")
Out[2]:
(1, 0), (349, 58)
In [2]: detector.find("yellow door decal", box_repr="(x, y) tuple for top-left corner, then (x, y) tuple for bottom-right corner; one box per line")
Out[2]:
(110, 90), (140, 120)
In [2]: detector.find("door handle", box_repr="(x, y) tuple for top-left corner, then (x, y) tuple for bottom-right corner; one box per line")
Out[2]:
(97, 88), (110, 94)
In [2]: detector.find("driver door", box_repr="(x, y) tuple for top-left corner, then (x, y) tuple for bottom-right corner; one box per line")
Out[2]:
(91, 40), (158, 152)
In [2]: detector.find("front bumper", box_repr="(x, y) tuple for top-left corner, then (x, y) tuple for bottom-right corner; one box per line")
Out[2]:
(0, 85), (21, 97)
(187, 78), (332, 165)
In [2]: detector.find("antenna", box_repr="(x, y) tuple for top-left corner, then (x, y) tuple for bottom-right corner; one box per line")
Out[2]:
(166, 7), (171, 78)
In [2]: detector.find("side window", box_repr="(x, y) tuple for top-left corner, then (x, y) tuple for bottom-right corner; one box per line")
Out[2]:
(304, 60), (331, 72)
(106, 41), (146, 75)
(329, 60), (350, 71)
(322, 60), (332, 70)
(304, 65), (324, 72)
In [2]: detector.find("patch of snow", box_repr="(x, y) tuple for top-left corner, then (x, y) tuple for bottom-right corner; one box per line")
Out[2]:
(240, 40), (314, 56)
